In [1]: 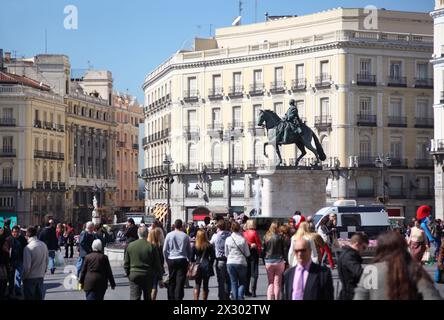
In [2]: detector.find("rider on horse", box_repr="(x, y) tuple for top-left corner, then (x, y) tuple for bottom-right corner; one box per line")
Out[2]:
(282, 99), (302, 142)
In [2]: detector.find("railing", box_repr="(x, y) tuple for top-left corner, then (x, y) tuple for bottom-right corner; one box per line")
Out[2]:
(142, 137), (148, 147)
(208, 88), (224, 100)
(357, 189), (375, 197)
(249, 83), (264, 96)
(210, 190), (224, 197)
(415, 189), (433, 199)
(0, 118), (16, 126)
(414, 78), (433, 88)
(57, 124), (65, 132)
(387, 116), (407, 127)
(0, 205), (15, 211)
(0, 85), (64, 103)
(34, 150), (64, 160)
(291, 78), (306, 91)
(183, 126), (200, 140)
(183, 90), (199, 102)
(315, 74), (331, 89)
(117, 141), (125, 148)
(269, 81), (286, 94)
(204, 162), (223, 171)
(415, 158), (434, 169)
(389, 158), (408, 168)
(314, 116), (332, 129)
(246, 161), (265, 169)
(0, 149), (16, 157)
(228, 121), (244, 130)
(0, 180), (17, 188)
(356, 74), (376, 86)
(415, 118), (433, 128)
(388, 188), (406, 199)
(440, 91), (444, 104)
(233, 161), (244, 169)
(357, 156), (377, 167)
(387, 76), (407, 87)
(132, 144), (139, 150)
(69, 91), (109, 106)
(357, 114), (377, 126)
(232, 190), (244, 197)
(228, 86), (244, 98)
(207, 123), (224, 137)
(248, 122), (265, 135)
(34, 120), (42, 128)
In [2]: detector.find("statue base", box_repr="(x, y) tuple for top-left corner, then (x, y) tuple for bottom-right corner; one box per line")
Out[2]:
(256, 167), (329, 218)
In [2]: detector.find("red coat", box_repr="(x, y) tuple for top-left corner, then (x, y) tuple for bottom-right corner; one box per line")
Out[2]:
(243, 229), (262, 254)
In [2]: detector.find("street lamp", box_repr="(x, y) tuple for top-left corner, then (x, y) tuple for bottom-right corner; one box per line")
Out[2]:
(375, 155), (391, 204)
(163, 154), (173, 232)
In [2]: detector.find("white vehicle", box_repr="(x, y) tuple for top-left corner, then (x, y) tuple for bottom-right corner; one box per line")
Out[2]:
(313, 200), (390, 240)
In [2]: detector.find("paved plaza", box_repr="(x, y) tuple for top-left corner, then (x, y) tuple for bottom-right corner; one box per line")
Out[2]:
(41, 255), (444, 300)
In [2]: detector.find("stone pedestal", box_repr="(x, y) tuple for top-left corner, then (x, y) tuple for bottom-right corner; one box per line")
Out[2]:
(256, 168), (329, 217)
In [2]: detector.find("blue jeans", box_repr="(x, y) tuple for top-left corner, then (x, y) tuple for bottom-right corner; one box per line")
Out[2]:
(227, 264), (247, 300)
(48, 250), (56, 272)
(23, 278), (45, 300)
(76, 257), (84, 278)
(14, 264), (23, 295)
(85, 289), (106, 300)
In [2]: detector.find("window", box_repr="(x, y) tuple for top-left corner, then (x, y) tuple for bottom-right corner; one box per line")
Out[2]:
(3, 108), (13, 119)
(58, 141), (62, 153)
(187, 77), (197, 95)
(274, 102), (284, 116)
(232, 106), (241, 124)
(416, 99), (430, 118)
(357, 176), (374, 192)
(320, 61), (329, 78)
(359, 97), (372, 115)
(35, 110), (39, 121)
(321, 136), (329, 156)
(390, 176), (404, 195)
(2, 136), (13, 152)
(389, 98), (403, 117)
(416, 63), (428, 79)
(253, 70), (262, 86)
(416, 139), (429, 159)
(212, 143), (221, 164)
(212, 108), (221, 125)
(212, 74), (222, 94)
(188, 144), (197, 168)
(390, 61), (402, 79)
(2, 167), (12, 184)
(233, 141), (242, 163)
(233, 72), (242, 88)
(359, 137), (371, 158)
(254, 140), (262, 164)
(320, 98), (330, 116)
(360, 59), (371, 75)
(253, 104), (262, 122)
(417, 177), (431, 193)
(187, 110), (197, 128)
(274, 67), (283, 83)
(295, 100), (304, 119)
(296, 64), (305, 81)
(35, 138), (39, 150)
(390, 138), (402, 159)
(210, 180), (224, 197)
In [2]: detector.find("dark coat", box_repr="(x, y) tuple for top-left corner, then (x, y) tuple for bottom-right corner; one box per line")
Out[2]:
(38, 226), (59, 251)
(79, 252), (116, 292)
(283, 263), (334, 300)
(337, 246), (363, 300)
(124, 225), (138, 244)
(191, 244), (215, 278)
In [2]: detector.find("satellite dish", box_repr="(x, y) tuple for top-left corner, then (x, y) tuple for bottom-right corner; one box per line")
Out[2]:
(232, 16), (242, 26)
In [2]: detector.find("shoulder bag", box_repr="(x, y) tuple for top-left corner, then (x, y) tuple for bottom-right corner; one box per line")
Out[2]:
(187, 246), (207, 280)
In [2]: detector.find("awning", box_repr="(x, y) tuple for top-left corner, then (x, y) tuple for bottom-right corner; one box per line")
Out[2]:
(152, 204), (168, 223)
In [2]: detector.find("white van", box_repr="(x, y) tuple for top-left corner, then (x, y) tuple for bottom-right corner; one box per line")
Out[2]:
(313, 200), (390, 240)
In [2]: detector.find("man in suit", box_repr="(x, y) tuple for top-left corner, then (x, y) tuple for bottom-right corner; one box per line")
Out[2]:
(283, 237), (334, 300)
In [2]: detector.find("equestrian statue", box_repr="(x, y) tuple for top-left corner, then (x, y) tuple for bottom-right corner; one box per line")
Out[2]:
(257, 99), (326, 166)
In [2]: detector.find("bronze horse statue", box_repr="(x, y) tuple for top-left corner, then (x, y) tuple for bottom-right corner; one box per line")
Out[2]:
(257, 109), (326, 166)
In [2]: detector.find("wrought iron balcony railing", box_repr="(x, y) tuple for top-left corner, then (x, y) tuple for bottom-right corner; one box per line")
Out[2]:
(357, 114), (377, 126)
(414, 117), (433, 128)
(269, 81), (286, 94)
(356, 73), (376, 86)
(314, 115), (332, 130)
(228, 86), (244, 99)
(249, 83), (264, 96)
(387, 76), (407, 87)
(0, 118), (16, 126)
(291, 78), (306, 91)
(387, 116), (407, 127)
(414, 78), (433, 89)
(208, 88), (224, 100)
(315, 74), (332, 89)
(183, 90), (199, 103)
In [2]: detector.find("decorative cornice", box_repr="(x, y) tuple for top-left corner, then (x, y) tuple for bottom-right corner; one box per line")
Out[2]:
(144, 40), (433, 88)
(430, 8), (444, 19)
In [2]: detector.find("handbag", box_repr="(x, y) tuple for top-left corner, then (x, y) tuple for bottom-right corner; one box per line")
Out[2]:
(187, 247), (207, 280)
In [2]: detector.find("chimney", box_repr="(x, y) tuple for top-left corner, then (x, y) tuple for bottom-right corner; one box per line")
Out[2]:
(5, 52), (11, 63)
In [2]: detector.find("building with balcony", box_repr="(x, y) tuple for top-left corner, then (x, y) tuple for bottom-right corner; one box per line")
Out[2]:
(65, 70), (117, 225)
(431, 0), (444, 220)
(114, 92), (144, 217)
(142, 8), (434, 222)
(0, 68), (67, 226)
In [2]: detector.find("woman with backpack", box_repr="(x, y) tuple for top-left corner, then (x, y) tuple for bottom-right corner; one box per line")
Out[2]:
(190, 229), (215, 300)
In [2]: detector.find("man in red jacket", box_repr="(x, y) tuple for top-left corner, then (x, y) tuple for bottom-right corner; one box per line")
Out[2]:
(293, 211), (306, 230)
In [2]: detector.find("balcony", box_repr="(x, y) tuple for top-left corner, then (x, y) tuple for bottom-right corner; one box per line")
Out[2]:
(387, 116), (407, 127)
(387, 76), (407, 87)
(183, 90), (199, 103)
(43, 121), (57, 130)
(207, 123), (223, 138)
(291, 79), (306, 92)
(233, 161), (244, 171)
(160, 129), (170, 139)
(414, 78), (433, 89)
(357, 156), (377, 167)
(34, 119), (42, 128)
(389, 158), (408, 168)
(227, 121), (244, 131)
(183, 126), (200, 140)
(210, 190), (224, 198)
(203, 162), (223, 172)
(357, 114), (377, 127)
(414, 118), (433, 129)
(388, 188), (406, 199)
(228, 86), (244, 99)
(269, 81), (286, 94)
(357, 189), (375, 197)
(132, 144), (139, 150)
(315, 74), (332, 89)
(0, 180), (17, 189)
(142, 137), (148, 147)
(415, 158), (434, 169)
(246, 161), (265, 170)
(415, 189), (433, 200)
(249, 83), (264, 96)
(232, 189), (244, 197)
(0, 205), (15, 211)
(247, 122), (265, 136)
(208, 88), (224, 101)
(57, 124), (65, 132)
(356, 74), (376, 86)
(314, 115), (332, 130)
(0, 149), (16, 157)
(117, 141), (125, 148)
(440, 91), (444, 104)
(0, 118), (16, 126)
(34, 150), (64, 160)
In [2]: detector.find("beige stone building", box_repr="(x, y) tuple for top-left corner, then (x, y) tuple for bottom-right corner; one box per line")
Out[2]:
(431, 0), (444, 220)
(145, 8), (435, 222)
(0, 68), (67, 226)
(113, 92), (144, 217)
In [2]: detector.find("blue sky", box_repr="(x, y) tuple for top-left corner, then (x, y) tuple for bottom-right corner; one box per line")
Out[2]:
(0, 0), (434, 102)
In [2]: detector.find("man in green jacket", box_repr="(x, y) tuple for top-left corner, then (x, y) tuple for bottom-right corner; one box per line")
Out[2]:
(124, 226), (162, 300)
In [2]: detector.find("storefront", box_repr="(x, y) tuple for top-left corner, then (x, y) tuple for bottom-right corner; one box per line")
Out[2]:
(0, 212), (17, 228)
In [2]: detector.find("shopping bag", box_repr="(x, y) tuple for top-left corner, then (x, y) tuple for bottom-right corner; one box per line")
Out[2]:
(421, 249), (430, 263)
(55, 250), (65, 267)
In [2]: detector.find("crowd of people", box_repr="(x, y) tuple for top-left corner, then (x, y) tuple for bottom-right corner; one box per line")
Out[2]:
(0, 204), (443, 300)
